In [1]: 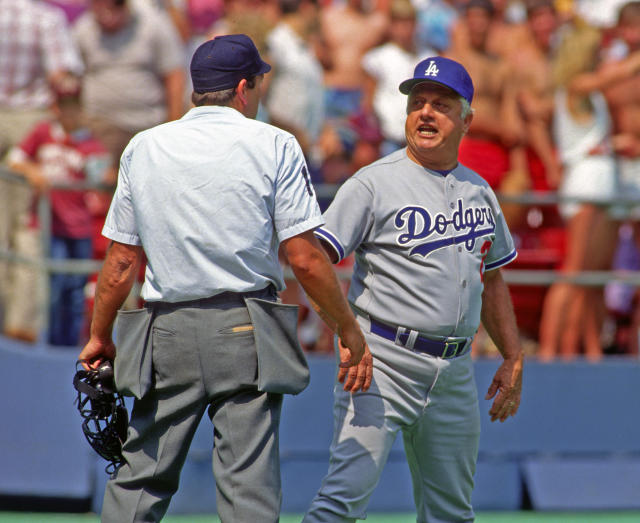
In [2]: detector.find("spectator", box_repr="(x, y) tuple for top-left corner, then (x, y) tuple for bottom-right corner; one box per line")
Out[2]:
(602, 2), (640, 219)
(208, 0), (280, 55)
(450, 0), (530, 59)
(0, 0), (84, 342)
(163, 0), (224, 108)
(448, 0), (528, 198)
(265, 0), (326, 161)
(43, 0), (90, 23)
(320, 0), (389, 119)
(538, 20), (619, 361)
(318, 0), (389, 181)
(511, 0), (563, 191)
(72, 0), (186, 174)
(7, 76), (111, 347)
(601, 1), (640, 354)
(412, 0), (462, 53)
(361, 0), (436, 156)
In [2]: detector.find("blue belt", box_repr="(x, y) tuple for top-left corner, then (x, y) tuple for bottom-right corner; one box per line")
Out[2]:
(369, 317), (470, 359)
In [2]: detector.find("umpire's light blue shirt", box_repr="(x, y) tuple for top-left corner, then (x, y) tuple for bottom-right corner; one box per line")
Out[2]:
(103, 106), (323, 302)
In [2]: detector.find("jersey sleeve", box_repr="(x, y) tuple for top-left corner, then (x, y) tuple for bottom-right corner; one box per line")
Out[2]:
(484, 193), (517, 271)
(314, 176), (374, 263)
(101, 143), (141, 245)
(273, 136), (324, 242)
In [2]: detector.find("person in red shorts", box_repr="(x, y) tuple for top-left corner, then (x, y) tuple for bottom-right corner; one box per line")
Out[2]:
(447, 1), (527, 195)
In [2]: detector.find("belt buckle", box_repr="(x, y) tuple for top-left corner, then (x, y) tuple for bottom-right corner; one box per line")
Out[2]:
(442, 340), (463, 359)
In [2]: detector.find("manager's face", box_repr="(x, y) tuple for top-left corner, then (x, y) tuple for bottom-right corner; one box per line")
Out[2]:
(404, 82), (472, 170)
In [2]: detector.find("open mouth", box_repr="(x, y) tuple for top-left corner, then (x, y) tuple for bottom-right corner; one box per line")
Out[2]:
(417, 124), (438, 137)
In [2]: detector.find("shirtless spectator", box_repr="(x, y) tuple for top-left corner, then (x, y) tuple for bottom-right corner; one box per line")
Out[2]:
(447, 0), (528, 204)
(361, 0), (435, 156)
(603, 2), (640, 208)
(318, 0), (389, 181)
(450, 0), (530, 59)
(510, 0), (563, 191)
(321, 0), (389, 119)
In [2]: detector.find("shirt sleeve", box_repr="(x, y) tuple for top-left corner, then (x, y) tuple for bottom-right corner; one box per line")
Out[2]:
(314, 176), (374, 263)
(484, 191), (517, 271)
(273, 136), (324, 242)
(101, 143), (141, 245)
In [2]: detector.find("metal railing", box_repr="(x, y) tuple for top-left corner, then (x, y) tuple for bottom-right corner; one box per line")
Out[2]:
(2, 166), (640, 343)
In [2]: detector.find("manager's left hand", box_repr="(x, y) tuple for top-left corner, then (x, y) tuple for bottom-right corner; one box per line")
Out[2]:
(338, 341), (373, 393)
(485, 351), (523, 422)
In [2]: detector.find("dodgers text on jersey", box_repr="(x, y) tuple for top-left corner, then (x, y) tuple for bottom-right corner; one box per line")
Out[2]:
(394, 199), (495, 257)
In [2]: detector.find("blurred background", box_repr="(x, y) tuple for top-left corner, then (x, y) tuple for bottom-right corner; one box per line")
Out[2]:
(1, 0), (640, 519)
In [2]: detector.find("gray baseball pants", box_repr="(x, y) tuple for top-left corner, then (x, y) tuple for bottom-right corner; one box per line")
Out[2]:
(101, 296), (283, 523)
(303, 314), (480, 523)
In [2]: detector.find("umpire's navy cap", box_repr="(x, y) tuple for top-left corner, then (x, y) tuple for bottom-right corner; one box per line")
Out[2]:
(190, 34), (271, 93)
(399, 56), (474, 104)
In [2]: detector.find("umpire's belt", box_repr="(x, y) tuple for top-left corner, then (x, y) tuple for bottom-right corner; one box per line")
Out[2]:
(147, 285), (277, 310)
(369, 317), (471, 359)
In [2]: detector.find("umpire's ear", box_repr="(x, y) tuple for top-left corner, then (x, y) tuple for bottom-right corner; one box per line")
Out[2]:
(235, 78), (249, 107)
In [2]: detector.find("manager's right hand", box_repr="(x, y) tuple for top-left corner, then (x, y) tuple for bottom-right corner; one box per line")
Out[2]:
(337, 323), (373, 393)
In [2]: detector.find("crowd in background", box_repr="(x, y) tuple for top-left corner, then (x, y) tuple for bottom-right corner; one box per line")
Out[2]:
(1, 0), (639, 360)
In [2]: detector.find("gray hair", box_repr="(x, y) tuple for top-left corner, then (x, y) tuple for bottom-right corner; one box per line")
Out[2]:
(460, 97), (473, 119)
(191, 76), (259, 107)
(191, 88), (235, 107)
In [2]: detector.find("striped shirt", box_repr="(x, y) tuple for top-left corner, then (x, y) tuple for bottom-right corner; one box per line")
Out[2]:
(0, 0), (84, 109)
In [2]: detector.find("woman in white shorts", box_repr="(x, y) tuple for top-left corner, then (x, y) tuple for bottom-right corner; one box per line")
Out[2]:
(538, 23), (619, 361)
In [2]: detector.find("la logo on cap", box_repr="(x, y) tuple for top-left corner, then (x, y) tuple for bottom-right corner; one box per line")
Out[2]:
(424, 60), (439, 77)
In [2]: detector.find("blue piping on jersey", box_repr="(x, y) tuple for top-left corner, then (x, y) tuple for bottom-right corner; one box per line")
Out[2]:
(314, 227), (345, 262)
(409, 226), (495, 258)
(485, 249), (517, 271)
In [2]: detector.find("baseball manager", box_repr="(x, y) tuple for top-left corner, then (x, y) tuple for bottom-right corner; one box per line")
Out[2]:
(79, 34), (369, 523)
(304, 56), (524, 522)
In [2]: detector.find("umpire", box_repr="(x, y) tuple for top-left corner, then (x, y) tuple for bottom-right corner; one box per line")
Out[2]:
(79, 34), (369, 523)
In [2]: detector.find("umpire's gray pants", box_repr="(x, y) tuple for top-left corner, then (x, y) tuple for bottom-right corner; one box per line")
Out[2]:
(101, 296), (283, 523)
(304, 314), (480, 523)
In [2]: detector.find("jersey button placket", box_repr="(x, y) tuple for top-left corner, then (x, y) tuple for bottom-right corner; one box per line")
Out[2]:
(445, 175), (462, 334)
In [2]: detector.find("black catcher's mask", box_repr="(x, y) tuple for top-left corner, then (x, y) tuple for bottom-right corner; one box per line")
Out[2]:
(73, 360), (128, 474)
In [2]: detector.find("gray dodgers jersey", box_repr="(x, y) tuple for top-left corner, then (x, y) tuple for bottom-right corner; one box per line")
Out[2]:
(315, 149), (517, 338)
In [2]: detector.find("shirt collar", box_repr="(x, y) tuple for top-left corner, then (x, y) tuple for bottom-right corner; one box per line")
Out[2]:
(182, 105), (244, 121)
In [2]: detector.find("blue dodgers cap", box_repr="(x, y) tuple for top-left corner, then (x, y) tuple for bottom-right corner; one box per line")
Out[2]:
(399, 56), (474, 104)
(190, 34), (271, 93)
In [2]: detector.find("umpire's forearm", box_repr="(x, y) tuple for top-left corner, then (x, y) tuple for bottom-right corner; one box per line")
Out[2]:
(90, 241), (142, 341)
(480, 269), (522, 361)
(283, 232), (356, 332)
(291, 253), (355, 331)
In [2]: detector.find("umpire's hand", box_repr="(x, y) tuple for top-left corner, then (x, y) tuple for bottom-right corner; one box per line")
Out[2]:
(337, 322), (373, 393)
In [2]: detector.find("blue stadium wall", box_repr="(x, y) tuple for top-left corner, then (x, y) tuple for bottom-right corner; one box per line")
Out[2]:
(1, 335), (640, 514)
